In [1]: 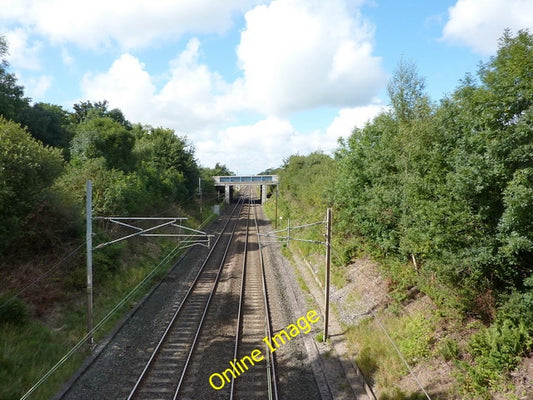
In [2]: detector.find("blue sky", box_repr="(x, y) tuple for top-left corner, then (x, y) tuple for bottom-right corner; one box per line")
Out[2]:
(2, 0), (532, 174)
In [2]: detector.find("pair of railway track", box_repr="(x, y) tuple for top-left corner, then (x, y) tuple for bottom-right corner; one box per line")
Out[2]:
(124, 194), (278, 399)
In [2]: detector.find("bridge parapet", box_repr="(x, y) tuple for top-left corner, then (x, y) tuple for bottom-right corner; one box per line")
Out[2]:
(213, 175), (278, 204)
(214, 175), (278, 185)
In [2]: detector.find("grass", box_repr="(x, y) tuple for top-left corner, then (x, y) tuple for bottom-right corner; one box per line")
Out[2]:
(345, 310), (437, 398)
(0, 320), (87, 400)
(1, 237), (186, 400)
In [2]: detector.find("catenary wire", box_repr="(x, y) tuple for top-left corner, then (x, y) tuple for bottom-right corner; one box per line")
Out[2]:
(18, 212), (214, 400)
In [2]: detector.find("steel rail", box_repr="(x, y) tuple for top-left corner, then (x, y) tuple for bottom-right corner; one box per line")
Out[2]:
(228, 195), (279, 399)
(255, 203), (279, 400)
(126, 197), (246, 399)
(171, 198), (247, 399)
(229, 196), (252, 399)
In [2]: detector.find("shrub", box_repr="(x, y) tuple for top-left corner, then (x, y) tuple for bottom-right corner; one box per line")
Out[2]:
(459, 319), (532, 396)
(439, 338), (460, 362)
(496, 274), (533, 332)
(470, 320), (531, 372)
(0, 294), (30, 325)
(0, 117), (63, 253)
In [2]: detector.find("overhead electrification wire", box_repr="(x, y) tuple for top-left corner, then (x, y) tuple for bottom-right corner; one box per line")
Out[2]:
(292, 239), (433, 399)
(19, 241), (183, 400)
(19, 212), (215, 400)
(2, 239), (86, 303)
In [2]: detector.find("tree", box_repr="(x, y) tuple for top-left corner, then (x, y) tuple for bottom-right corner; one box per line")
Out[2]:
(134, 126), (200, 202)
(0, 117), (63, 253)
(71, 117), (135, 172)
(19, 103), (72, 152)
(277, 152), (336, 221)
(71, 100), (131, 129)
(210, 162), (234, 177)
(387, 58), (431, 123)
(0, 35), (30, 122)
(479, 29), (533, 126)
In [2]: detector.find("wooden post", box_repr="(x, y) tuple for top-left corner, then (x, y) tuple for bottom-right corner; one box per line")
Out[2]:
(198, 177), (203, 214)
(274, 186), (278, 229)
(86, 180), (94, 347)
(324, 208), (332, 341)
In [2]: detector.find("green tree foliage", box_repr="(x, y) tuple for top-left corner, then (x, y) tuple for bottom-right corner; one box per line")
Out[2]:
(71, 100), (131, 129)
(200, 163), (234, 201)
(387, 58), (431, 122)
(57, 124), (203, 216)
(0, 35), (30, 123)
(20, 103), (72, 152)
(0, 118), (64, 253)
(134, 126), (199, 202)
(277, 152), (336, 221)
(268, 152), (336, 258)
(71, 117), (136, 172)
(334, 30), (533, 312)
(1, 37), (72, 152)
(55, 158), (141, 216)
(208, 162), (233, 177)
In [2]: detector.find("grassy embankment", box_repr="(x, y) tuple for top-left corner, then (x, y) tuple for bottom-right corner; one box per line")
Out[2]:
(0, 210), (217, 400)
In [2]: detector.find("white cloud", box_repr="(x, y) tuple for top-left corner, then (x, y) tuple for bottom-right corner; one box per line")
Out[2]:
(0, 0), (27, 20)
(197, 117), (303, 174)
(326, 103), (387, 142)
(80, 39), (240, 133)
(4, 28), (42, 70)
(196, 105), (387, 174)
(442, 0), (533, 54)
(154, 39), (240, 131)
(2, 0), (261, 50)
(25, 75), (53, 99)
(237, 0), (386, 115)
(81, 53), (156, 122)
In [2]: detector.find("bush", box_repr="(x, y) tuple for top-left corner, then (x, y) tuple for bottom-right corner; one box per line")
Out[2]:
(0, 294), (30, 325)
(0, 117), (63, 253)
(439, 338), (460, 362)
(459, 319), (532, 396)
(55, 158), (140, 216)
(496, 276), (533, 331)
(71, 116), (135, 172)
(470, 320), (531, 372)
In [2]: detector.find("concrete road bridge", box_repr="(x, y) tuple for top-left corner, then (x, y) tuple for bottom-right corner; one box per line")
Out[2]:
(213, 175), (279, 204)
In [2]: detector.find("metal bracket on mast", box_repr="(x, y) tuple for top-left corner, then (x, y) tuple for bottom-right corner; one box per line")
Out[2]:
(258, 210), (332, 342)
(93, 217), (212, 250)
(85, 180), (213, 347)
(258, 220), (326, 245)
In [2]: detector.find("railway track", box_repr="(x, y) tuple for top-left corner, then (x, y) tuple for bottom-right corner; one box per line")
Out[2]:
(125, 193), (279, 399)
(58, 189), (358, 400)
(229, 200), (278, 399)
(125, 197), (246, 400)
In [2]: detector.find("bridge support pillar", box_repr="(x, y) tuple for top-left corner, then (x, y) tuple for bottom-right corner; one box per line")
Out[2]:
(261, 184), (267, 204)
(224, 185), (231, 204)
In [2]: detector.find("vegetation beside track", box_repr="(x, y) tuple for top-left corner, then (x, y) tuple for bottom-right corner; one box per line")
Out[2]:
(0, 34), (228, 399)
(264, 30), (533, 399)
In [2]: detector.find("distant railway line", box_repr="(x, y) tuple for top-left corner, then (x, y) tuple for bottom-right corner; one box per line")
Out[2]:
(125, 196), (245, 399)
(57, 185), (359, 400)
(60, 191), (288, 399)
(125, 192), (280, 399)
